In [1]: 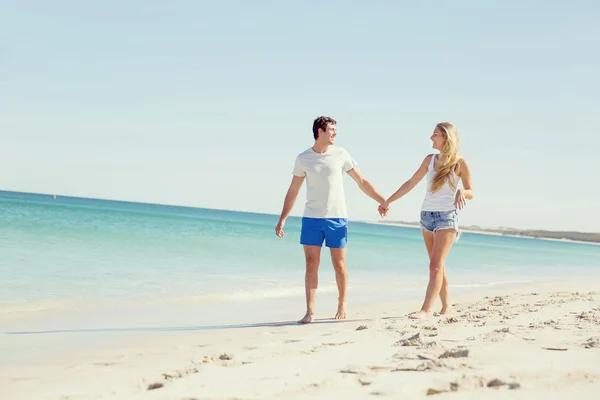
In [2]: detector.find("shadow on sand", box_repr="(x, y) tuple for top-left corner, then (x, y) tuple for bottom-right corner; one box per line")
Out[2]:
(5, 317), (369, 335)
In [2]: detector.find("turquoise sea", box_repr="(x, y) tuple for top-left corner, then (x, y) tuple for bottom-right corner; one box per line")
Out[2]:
(1, 190), (600, 327)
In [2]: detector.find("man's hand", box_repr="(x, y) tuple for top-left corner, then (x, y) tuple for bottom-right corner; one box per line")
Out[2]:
(275, 219), (286, 238)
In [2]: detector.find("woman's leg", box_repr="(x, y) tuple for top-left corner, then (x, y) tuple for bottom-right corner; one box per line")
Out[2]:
(410, 228), (456, 319)
(422, 228), (434, 259)
(421, 229), (451, 315)
(439, 268), (451, 315)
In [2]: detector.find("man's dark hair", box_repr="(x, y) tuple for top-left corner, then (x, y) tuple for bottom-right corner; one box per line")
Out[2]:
(312, 116), (337, 140)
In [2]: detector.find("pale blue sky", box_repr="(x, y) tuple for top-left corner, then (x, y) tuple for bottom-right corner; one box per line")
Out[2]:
(1, 1), (598, 231)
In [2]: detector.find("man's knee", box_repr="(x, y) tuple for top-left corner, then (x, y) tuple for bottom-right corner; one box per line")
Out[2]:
(305, 256), (320, 273)
(332, 258), (346, 273)
(329, 248), (346, 272)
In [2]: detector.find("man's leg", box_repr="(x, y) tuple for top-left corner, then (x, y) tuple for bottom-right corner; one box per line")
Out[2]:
(299, 218), (324, 324)
(324, 218), (348, 320)
(299, 245), (321, 324)
(329, 247), (347, 319)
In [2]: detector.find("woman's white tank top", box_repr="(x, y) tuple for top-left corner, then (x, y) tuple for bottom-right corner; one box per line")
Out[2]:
(421, 154), (459, 212)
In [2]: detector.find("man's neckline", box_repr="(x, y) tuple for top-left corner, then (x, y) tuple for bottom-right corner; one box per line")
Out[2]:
(311, 145), (332, 154)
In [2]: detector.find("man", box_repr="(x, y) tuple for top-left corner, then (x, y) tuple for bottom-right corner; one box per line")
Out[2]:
(275, 116), (388, 324)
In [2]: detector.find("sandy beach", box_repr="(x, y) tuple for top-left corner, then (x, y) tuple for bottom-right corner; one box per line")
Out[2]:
(2, 280), (599, 400)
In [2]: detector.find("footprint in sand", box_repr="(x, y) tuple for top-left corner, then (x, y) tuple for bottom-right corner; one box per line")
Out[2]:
(483, 327), (513, 342)
(322, 341), (352, 347)
(439, 349), (469, 359)
(395, 332), (423, 347)
(426, 375), (520, 395)
(488, 296), (508, 307)
(195, 353), (234, 364)
(340, 365), (395, 388)
(442, 317), (460, 324)
(393, 359), (445, 372)
(340, 366), (368, 374)
(162, 366), (200, 380)
(575, 310), (600, 324)
(422, 325), (438, 331)
(147, 382), (164, 390)
(584, 337), (600, 348)
(461, 313), (486, 321)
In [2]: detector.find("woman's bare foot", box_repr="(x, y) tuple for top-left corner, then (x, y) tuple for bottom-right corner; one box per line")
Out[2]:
(335, 302), (347, 320)
(298, 311), (313, 324)
(408, 310), (431, 319)
(439, 305), (452, 315)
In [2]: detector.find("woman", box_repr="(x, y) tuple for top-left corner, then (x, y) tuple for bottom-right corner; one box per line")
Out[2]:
(379, 122), (473, 319)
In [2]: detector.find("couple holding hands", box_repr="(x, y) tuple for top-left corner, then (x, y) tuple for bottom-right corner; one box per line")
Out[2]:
(276, 117), (473, 323)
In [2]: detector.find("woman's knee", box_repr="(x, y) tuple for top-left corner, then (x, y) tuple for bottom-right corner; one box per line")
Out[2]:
(429, 261), (443, 275)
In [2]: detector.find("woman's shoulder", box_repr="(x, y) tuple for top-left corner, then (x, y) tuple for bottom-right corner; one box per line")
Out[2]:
(455, 155), (469, 175)
(419, 153), (435, 164)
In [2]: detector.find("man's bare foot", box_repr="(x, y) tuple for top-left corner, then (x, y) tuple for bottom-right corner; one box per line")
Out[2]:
(408, 310), (431, 319)
(298, 312), (313, 324)
(334, 302), (347, 320)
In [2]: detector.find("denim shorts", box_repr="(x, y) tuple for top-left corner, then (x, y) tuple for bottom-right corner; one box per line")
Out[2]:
(420, 210), (459, 234)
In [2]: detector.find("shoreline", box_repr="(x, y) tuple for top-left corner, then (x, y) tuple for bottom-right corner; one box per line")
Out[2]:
(2, 280), (599, 399)
(0, 276), (557, 325)
(363, 220), (600, 245)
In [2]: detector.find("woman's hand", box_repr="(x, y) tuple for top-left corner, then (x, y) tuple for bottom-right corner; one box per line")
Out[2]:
(454, 189), (466, 210)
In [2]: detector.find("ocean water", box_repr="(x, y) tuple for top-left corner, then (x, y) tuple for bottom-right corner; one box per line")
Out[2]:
(1, 190), (600, 323)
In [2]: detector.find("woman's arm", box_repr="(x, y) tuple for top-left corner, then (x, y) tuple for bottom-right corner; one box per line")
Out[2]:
(383, 155), (432, 207)
(454, 158), (474, 209)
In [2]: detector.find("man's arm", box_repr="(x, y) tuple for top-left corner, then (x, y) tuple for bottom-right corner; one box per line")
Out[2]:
(346, 168), (386, 204)
(275, 175), (305, 238)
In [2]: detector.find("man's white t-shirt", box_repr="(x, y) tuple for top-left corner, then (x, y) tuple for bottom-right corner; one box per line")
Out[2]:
(292, 146), (357, 219)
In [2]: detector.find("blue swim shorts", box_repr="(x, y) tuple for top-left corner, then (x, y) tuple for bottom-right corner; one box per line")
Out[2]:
(300, 217), (348, 248)
(419, 210), (459, 233)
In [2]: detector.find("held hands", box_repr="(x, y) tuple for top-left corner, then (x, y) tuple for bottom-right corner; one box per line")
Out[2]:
(378, 202), (390, 218)
(454, 189), (466, 210)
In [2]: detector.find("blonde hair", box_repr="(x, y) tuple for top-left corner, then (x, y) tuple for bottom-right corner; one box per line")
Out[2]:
(431, 122), (461, 193)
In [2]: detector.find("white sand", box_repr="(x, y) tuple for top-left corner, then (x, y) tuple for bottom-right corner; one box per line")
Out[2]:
(2, 281), (599, 399)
